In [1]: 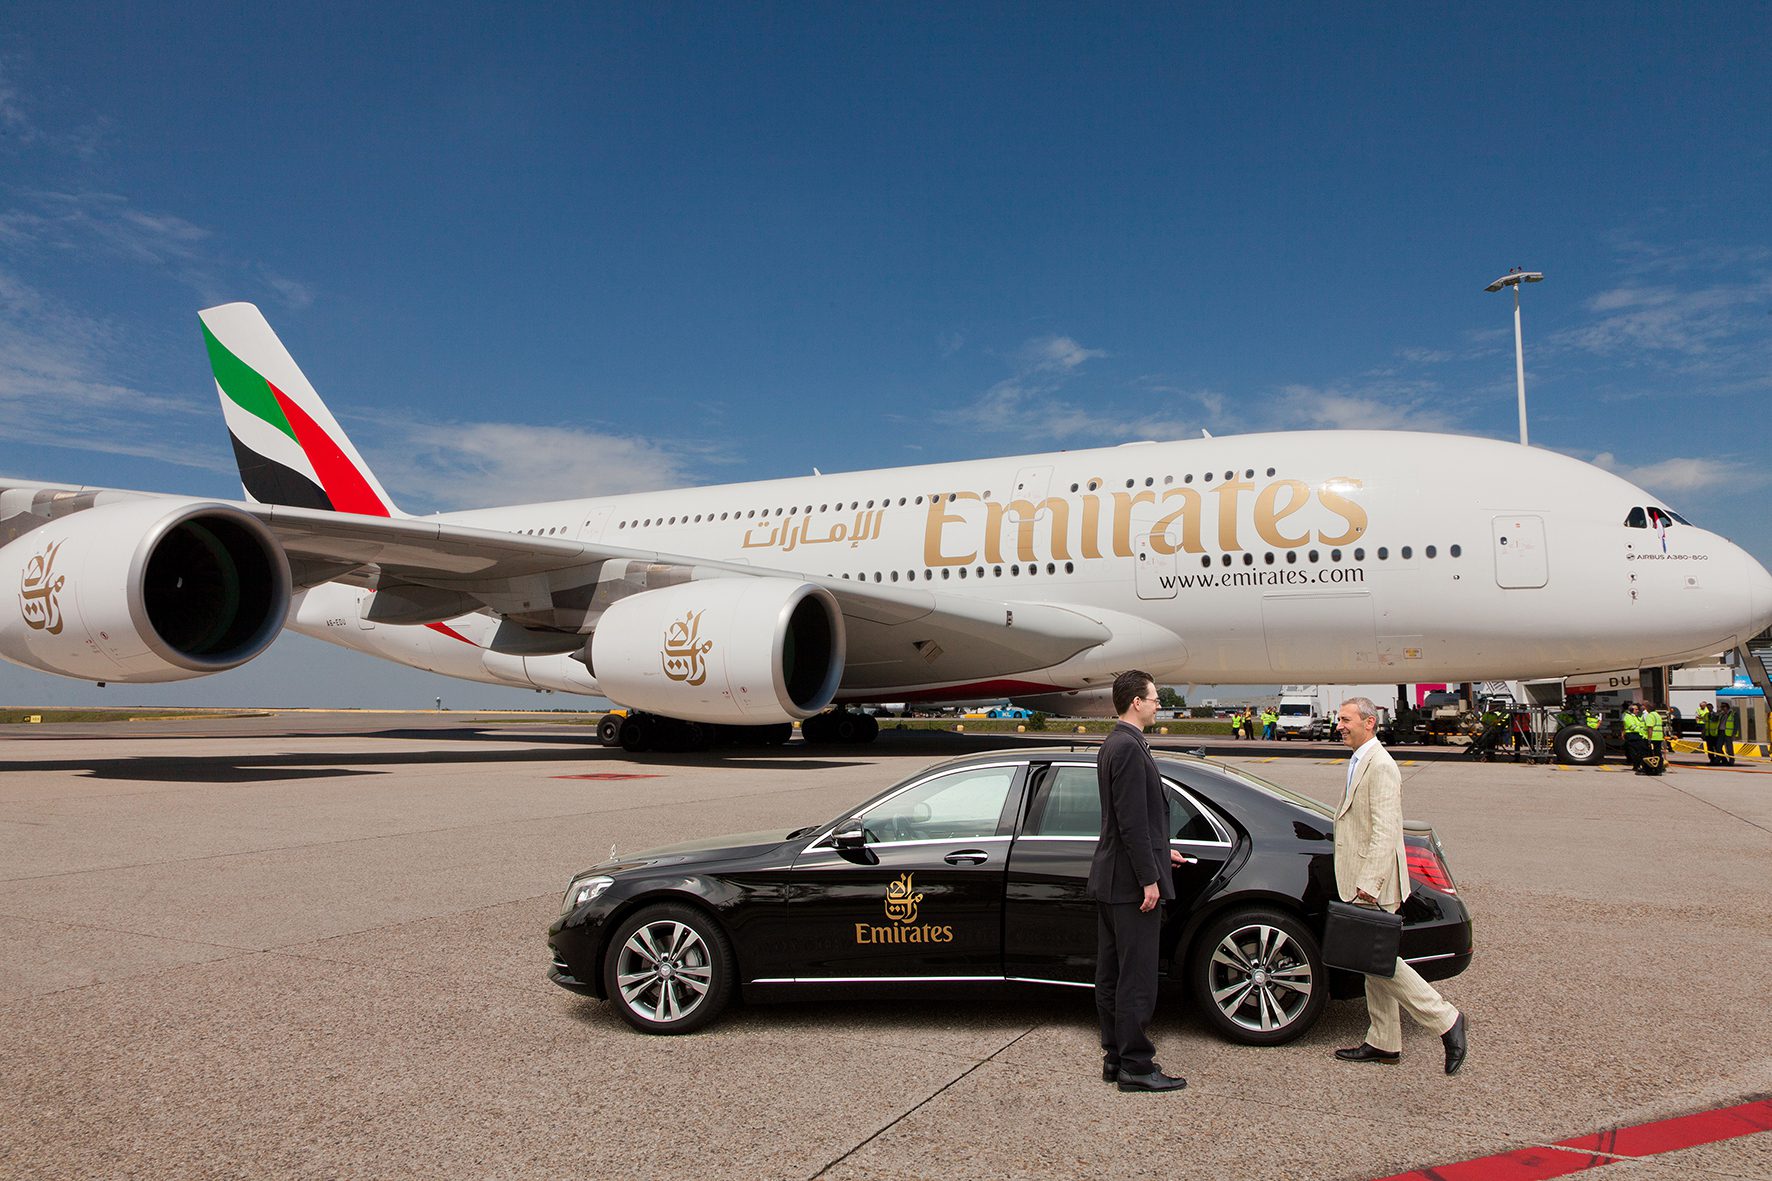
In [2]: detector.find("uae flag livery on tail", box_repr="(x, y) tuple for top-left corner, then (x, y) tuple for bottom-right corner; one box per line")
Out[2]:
(200, 303), (399, 518)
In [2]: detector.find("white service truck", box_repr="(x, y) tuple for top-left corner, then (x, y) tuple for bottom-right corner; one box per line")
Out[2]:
(1274, 684), (1411, 739)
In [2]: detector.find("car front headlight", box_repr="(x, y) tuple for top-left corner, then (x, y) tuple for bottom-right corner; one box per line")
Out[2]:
(562, 875), (614, 913)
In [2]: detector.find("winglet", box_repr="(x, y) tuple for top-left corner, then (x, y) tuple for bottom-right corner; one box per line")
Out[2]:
(200, 303), (401, 517)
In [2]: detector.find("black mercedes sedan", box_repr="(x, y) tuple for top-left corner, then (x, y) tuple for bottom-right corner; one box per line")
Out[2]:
(547, 748), (1472, 1043)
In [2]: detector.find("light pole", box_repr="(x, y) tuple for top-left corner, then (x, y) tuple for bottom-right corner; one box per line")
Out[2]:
(1484, 269), (1543, 446)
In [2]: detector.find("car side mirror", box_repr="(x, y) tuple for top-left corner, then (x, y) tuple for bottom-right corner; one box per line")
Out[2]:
(833, 818), (868, 848)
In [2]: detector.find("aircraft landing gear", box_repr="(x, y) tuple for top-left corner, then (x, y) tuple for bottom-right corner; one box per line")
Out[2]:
(607, 712), (794, 754)
(800, 707), (880, 746)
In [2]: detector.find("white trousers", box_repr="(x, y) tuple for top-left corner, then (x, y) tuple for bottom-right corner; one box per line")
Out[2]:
(1364, 958), (1458, 1053)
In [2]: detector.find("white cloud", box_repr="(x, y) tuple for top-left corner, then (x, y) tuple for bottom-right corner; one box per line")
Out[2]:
(945, 333), (1143, 445)
(0, 64), (108, 159)
(372, 419), (715, 511)
(1272, 382), (1457, 432)
(0, 266), (219, 470)
(0, 190), (311, 310)
(1553, 279), (1770, 358)
(1590, 452), (1768, 497)
(0, 71), (35, 144)
(1020, 334), (1106, 372)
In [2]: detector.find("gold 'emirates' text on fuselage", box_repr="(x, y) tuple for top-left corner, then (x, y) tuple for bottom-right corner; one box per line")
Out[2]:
(918, 476), (1367, 567)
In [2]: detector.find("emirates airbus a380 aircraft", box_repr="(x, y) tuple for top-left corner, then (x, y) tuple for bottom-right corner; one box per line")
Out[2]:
(3, 303), (1770, 751)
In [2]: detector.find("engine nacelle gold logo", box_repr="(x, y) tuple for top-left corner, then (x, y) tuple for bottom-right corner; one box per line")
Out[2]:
(19, 540), (66, 635)
(661, 610), (713, 685)
(855, 871), (954, 945)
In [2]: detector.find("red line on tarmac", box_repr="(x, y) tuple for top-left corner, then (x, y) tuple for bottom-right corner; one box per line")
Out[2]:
(1373, 1096), (1772, 1180)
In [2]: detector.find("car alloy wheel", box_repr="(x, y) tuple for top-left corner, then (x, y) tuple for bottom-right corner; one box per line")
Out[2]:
(1187, 907), (1325, 1046)
(602, 903), (734, 1034)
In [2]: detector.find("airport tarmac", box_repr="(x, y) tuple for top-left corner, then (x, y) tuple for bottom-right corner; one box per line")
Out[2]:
(2, 713), (1769, 1181)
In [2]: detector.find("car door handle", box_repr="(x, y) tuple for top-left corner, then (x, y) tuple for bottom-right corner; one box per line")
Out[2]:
(1174, 853), (1199, 864)
(944, 850), (990, 865)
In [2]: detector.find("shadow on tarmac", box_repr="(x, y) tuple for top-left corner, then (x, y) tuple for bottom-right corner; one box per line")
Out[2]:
(0, 732), (878, 783)
(0, 715), (1482, 782)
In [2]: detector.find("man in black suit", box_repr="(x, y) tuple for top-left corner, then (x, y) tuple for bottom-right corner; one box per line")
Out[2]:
(1088, 669), (1187, 1093)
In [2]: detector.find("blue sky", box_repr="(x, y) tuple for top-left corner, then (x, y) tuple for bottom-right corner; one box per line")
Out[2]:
(3, 4), (1769, 709)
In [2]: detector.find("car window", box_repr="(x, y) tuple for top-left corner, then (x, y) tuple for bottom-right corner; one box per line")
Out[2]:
(1029, 766), (1100, 836)
(1027, 765), (1224, 843)
(1169, 759), (1334, 820)
(858, 765), (1017, 843)
(1167, 785), (1223, 842)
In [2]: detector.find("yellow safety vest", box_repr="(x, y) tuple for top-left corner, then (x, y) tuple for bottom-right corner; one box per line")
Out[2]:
(1646, 712), (1664, 742)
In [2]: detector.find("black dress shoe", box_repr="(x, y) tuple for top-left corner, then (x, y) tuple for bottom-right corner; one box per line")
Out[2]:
(1116, 1067), (1187, 1092)
(1102, 1061), (1119, 1083)
(1442, 1012), (1468, 1075)
(1334, 1043), (1400, 1064)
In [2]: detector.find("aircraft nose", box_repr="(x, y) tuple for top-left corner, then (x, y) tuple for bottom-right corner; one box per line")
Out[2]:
(1750, 551), (1772, 638)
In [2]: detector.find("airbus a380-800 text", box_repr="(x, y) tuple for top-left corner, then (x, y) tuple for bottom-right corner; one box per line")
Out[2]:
(3, 303), (1769, 751)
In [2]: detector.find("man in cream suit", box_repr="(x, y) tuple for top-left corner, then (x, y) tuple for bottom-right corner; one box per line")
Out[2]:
(1331, 697), (1468, 1075)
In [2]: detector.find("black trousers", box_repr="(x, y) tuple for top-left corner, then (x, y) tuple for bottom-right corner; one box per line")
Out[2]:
(1096, 900), (1162, 1073)
(1625, 735), (1647, 769)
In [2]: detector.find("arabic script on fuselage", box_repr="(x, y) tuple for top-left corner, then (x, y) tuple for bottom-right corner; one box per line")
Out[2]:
(741, 508), (885, 554)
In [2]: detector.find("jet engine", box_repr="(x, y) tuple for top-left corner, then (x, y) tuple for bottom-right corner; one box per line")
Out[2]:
(589, 578), (843, 724)
(0, 499), (290, 682)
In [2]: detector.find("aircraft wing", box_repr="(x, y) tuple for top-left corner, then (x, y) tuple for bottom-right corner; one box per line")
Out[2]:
(256, 503), (1112, 685)
(0, 481), (1113, 684)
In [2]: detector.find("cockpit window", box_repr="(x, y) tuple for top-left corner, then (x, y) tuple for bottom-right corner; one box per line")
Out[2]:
(1625, 506), (1691, 529)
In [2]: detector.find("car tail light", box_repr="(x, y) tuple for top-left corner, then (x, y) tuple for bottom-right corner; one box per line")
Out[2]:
(1406, 840), (1457, 894)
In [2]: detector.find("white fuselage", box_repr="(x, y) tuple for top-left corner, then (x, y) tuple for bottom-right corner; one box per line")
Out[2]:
(290, 430), (1772, 703)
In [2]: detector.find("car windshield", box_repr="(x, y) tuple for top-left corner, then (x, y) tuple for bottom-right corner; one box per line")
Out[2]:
(1166, 758), (1336, 819)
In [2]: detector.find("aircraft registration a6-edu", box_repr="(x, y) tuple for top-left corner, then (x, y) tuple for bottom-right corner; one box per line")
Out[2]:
(3, 303), (1769, 750)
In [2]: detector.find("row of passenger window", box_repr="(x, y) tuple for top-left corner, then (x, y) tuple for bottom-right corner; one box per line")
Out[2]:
(607, 465), (1290, 531)
(836, 562), (1079, 583)
(1194, 544), (1463, 568)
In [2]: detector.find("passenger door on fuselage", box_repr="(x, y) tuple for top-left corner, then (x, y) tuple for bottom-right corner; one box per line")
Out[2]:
(1002, 762), (1235, 985)
(784, 762), (1024, 981)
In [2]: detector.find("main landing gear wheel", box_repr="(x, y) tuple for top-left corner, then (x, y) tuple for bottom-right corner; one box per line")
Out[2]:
(602, 902), (734, 1034)
(800, 708), (880, 746)
(1186, 907), (1325, 1046)
(597, 714), (624, 746)
(1553, 725), (1604, 766)
(613, 713), (791, 753)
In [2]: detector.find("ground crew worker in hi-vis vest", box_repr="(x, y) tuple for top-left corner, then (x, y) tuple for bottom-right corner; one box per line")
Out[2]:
(1700, 703), (1722, 765)
(1643, 705), (1666, 773)
(1718, 703), (1739, 767)
(1622, 703), (1648, 770)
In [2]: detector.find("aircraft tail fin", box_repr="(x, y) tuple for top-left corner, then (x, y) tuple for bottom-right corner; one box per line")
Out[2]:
(200, 302), (402, 517)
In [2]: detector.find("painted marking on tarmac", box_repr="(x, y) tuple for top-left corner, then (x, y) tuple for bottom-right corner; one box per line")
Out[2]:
(1375, 1095), (1772, 1180)
(552, 773), (664, 781)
